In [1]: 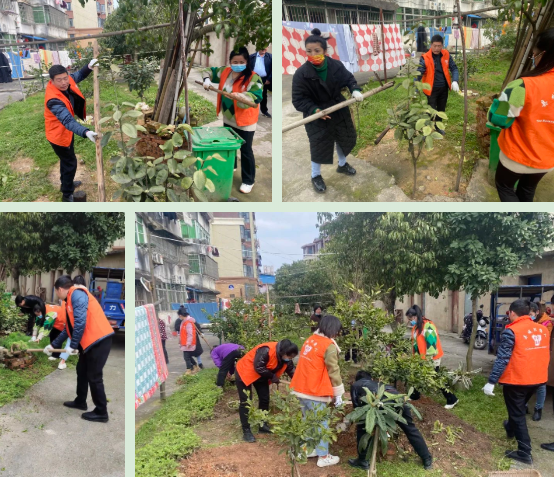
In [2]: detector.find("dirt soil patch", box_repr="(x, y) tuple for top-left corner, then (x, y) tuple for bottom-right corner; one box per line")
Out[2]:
(357, 131), (471, 200)
(181, 382), (501, 477)
(9, 156), (35, 174)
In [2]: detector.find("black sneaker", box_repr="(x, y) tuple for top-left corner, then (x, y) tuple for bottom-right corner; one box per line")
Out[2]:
(532, 408), (542, 421)
(348, 458), (369, 470)
(337, 162), (356, 175)
(259, 423), (271, 434)
(423, 456), (433, 470)
(504, 450), (532, 465)
(62, 194), (74, 202)
(435, 126), (446, 136)
(262, 112), (271, 118)
(81, 410), (109, 423)
(60, 181), (82, 192)
(198, 363), (204, 370)
(243, 430), (256, 443)
(540, 442), (554, 452)
(311, 175), (326, 193)
(503, 420), (515, 439)
(64, 400), (87, 411)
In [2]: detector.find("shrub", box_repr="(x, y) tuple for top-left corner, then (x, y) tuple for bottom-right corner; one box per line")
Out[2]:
(0, 289), (26, 334)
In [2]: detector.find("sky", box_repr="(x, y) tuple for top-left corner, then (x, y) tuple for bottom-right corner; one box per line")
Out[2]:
(255, 212), (320, 272)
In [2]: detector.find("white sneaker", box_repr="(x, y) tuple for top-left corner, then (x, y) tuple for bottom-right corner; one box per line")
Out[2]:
(48, 357), (57, 361)
(317, 454), (340, 467)
(239, 183), (254, 194)
(307, 449), (318, 458)
(58, 362), (67, 370)
(444, 399), (459, 410)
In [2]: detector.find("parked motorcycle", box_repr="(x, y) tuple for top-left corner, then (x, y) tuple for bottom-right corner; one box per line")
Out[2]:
(461, 311), (489, 350)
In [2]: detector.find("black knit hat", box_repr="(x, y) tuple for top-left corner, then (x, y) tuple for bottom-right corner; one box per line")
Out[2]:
(49, 64), (68, 79)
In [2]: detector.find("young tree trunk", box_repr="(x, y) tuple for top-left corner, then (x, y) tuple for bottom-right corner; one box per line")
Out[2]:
(383, 288), (398, 330)
(369, 430), (379, 476)
(11, 267), (20, 295)
(466, 295), (478, 371)
(409, 142), (417, 199)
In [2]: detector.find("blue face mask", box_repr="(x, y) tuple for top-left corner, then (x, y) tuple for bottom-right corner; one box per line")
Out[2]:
(409, 319), (416, 326)
(231, 64), (247, 72)
(282, 358), (291, 362)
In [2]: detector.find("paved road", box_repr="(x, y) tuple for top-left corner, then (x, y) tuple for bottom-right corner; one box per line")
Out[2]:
(0, 332), (125, 477)
(135, 329), (220, 429)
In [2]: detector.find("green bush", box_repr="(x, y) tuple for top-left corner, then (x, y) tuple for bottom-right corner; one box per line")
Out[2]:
(121, 58), (158, 101)
(0, 288), (26, 334)
(135, 369), (222, 477)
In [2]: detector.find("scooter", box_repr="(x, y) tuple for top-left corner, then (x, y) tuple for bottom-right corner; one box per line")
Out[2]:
(461, 312), (489, 350)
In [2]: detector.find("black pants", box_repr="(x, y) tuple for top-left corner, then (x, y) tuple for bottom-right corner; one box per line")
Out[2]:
(230, 126), (256, 185)
(49, 327), (63, 359)
(495, 160), (546, 202)
(49, 135), (77, 198)
(503, 384), (538, 455)
(427, 86), (449, 113)
(236, 371), (270, 431)
(183, 351), (197, 370)
(161, 339), (168, 364)
(411, 366), (458, 405)
(26, 314), (35, 334)
(357, 405), (431, 461)
(75, 336), (112, 415)
(260, 78), (271, 114)
(216, 349), (242, 387)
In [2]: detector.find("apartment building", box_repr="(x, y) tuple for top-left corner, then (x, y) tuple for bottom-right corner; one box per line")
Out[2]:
(65, 0), (113, 41)
(301, 237), (329, 260)
(211, 212), (262, 301)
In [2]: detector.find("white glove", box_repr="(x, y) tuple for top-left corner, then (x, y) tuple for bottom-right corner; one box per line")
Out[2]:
(482, 383), (495, 396)
(88, 58), (99, 69)
(67, 348), (79, 356)
(352, 90), (364, 102)
(86, 131), (98, 143)
(451, 81), (460, 93)
(36, 333), (44, 342)
(203, 78), (212, 90)
(43, 345), (54, 356)
(334, 395), (343, 407)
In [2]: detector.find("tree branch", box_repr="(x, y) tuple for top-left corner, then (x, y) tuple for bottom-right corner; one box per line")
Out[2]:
(192, 23), (216, 41)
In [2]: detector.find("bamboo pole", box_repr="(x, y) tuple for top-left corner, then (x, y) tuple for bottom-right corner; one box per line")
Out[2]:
(283, 81), (394, 133)
(179, 0), (193, 150)
(1, 23), (173, 48)
(408, 4), (505, 23)
(380, 9), (387, 82)
(187, 40), (201, 76)
(194, 80), (258, 108)
(92, 40), (106, 202)
(454, 0), (468, 193)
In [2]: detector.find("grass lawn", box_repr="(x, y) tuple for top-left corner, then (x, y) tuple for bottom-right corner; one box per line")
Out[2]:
(0, 78), (216, 202)
(0, 332), (75, 408)
(352, 51), (512, 180)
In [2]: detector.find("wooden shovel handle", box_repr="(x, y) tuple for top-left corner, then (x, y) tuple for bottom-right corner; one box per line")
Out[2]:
(194, 80), (258, 108)
(26, 349), (68, 353)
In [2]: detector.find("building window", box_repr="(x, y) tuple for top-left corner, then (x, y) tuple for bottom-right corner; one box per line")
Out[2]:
(19, 3), (34, 24)
(98, 17), (104, 27)
(189, 254), (200, 274)
(66, 1), (71, 10)
(240, 225), (251, 242)
(70, 34), (74, 38)
(69, 18), (73, 27)
(243, 264), (253, 277)
(135, 216), (146, 244)
(181, 221), (196, 239)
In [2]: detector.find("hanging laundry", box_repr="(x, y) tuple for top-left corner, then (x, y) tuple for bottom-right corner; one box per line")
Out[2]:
(212, 247), (220, 257)
(51, 51), (60, 65)
(32, 52), (40, 63)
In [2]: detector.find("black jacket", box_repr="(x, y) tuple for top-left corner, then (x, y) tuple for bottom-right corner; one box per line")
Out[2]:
(249, 52), (272, 82)
(351, 378), (400, 408)
(292, 57), (359, 164)
(488, 329), (516, 385)
(0, 52), (12, 84)
(19, 295), (46, 318)
(253, 342), (295, 381)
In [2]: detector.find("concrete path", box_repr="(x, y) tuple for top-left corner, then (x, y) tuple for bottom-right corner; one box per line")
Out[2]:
(439, 331), (554, 477)
(281, 73), (410, 202)
(188, 68), (272, 202)
(0, 83), (25, 111)
(134, 330), (220, 428)
(0, 333), (125, 477)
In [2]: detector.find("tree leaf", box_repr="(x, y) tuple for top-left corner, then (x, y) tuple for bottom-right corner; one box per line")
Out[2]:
(193, 170), (206, 190)
(123, 110), (143, 118)
(136, 125), (147, 132)
(422, 126), (432, 136)
(210, 153), (226, 162)
(98, 117), (111, 125)
(125, 184), (143, 195)
(181, 177), (193, 190)
(156, 168), (168, 185)
(205, 165), (218, 176)
(431, 132), (444, 140)
(436, 111), (448, 120)
(122, 101), (136, 107)
(167, 158), (178, 175)
(111, 172), (132, 184)
(205, 178), (215, 193)
(149, 185), (165, 194)
(172, 132), (183, 147)
(425, 135), (434, 149)
(192, 187), (208, 202)
(174, 149), (193, 159)
(415, 118), (427, 131)
(100, 131), (113, 148)
(113, 110), (122, 122)
(167, 188), (179, 202)
(177, 123), (194, 135)
(122, 123), (137, 138)
(110, 64), (121, 73)
(435, 121), (445, 130)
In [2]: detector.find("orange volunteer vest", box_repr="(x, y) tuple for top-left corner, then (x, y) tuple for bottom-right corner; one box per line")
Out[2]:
(217, 67), (259, 127)
(236, 341), (287, 386)
(179, 317), (197, 347)
(47, 304), (67, 331)
(498, 68), (554, 169)
(44, 76), (86, 147)
(290, 334), (334, 397)
(499, 316), (550, 386)
(412, 318), (444, 360)
(65, 286), (113, 351)
(421, 49), (452, 96)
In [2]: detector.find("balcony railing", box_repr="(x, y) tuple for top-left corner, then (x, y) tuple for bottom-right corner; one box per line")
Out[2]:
(0, 0), (16, 13)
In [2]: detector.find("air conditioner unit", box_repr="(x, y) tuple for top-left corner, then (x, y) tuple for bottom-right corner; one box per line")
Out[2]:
(152, 252), (164, 265)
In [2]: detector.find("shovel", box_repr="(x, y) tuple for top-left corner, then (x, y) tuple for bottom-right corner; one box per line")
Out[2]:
(194, 80), (258, 108)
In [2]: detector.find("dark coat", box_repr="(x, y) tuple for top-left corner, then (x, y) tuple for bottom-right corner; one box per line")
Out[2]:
(0, 53), (12, 83)
(249, 52), (272, 82)
(253, 343), (295, 381)
(310, 313), (322, 333)
(292, 57), (359, 164)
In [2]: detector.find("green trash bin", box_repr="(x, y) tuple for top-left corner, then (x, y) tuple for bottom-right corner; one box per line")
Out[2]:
(191, 126), (244, 201)
(486, 122), (502, 172)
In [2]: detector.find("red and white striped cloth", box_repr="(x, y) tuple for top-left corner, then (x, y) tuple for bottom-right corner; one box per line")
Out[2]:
(352, 24), (406, 72)
(282, 26), (341, 75)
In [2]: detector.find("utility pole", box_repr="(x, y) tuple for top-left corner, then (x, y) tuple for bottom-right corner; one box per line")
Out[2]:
(249, 212), (258, 280)
(266, 284), (272, 340)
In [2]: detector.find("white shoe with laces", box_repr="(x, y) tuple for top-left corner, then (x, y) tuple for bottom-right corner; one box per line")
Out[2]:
(58, 361), (67, 370)
(48, 357), (57, 361)
(317, 454), (340, 467)
(444, 399), (459, 410)
(239, 183), (254, 194)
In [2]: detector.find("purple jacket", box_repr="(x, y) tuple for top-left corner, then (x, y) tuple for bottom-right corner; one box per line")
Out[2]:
(211, 343), (244, 368)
